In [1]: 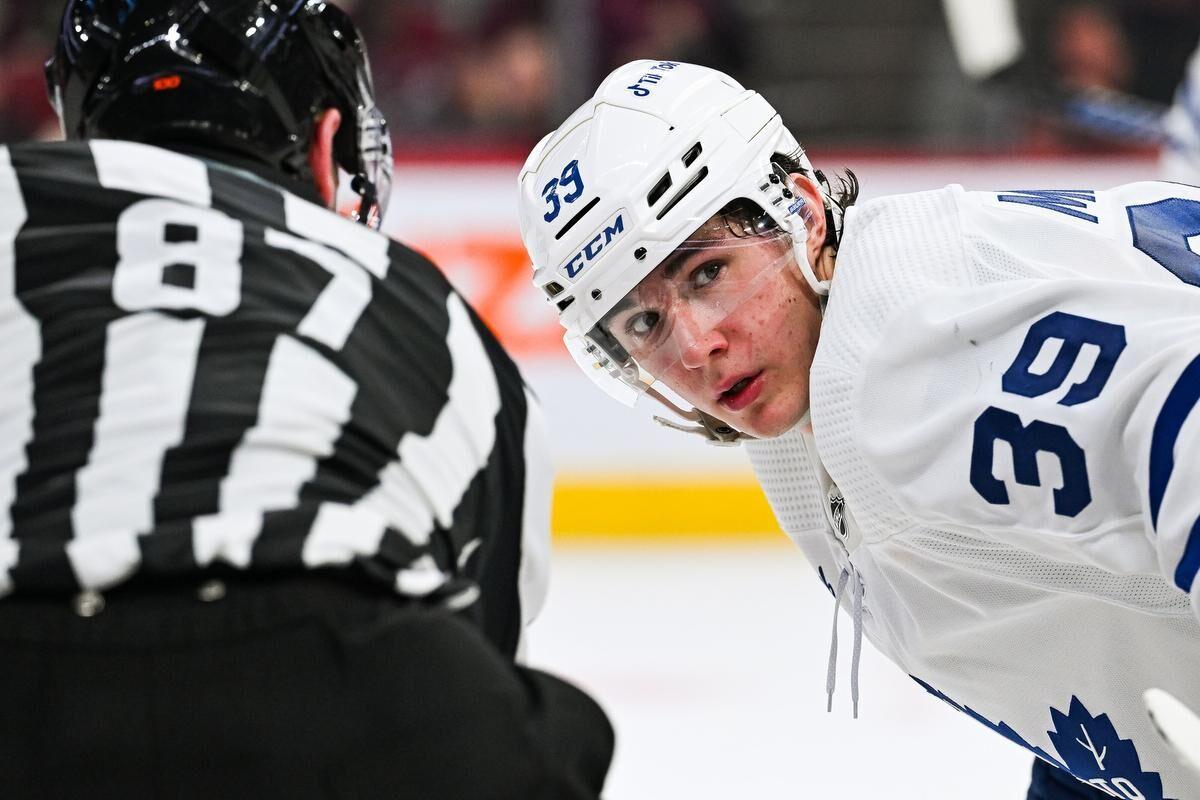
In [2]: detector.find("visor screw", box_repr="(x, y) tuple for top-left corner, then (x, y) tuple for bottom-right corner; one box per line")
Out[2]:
(591, 289), (602, 300)
(716, 426), (733, 435)
(634, 247), (647, 260)
(768, 173), (781, 184)
(782, 188), (794, 199)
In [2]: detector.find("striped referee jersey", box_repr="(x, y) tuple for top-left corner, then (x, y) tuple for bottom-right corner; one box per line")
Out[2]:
(0, 139), (552, 655)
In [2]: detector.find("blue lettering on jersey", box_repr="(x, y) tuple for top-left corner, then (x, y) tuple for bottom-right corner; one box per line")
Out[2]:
(1127, 197), (1200, 287)
(970, 312), (1126, 517)
(997, 190), (1099, 223)
(1002, 312), (1127, 407)
(913, 677), (1174, 800)
(970, 408), (1091, 516)
(1148, 353), (1200, 593)
(1128, 197), (1200, 594)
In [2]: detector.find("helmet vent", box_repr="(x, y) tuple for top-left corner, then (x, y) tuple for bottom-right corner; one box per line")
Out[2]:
(553, 196), (601, 241)
(655, 166), (709, 221)
(544, 281), (565, 298)
(647, 173), (672, 206)
(556, 296), (576, 312)
(682, 142), (702, 167)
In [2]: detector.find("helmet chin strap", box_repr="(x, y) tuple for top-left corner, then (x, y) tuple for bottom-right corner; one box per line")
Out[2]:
(645, 386), (750, 445)
(780, 170), (835, 298)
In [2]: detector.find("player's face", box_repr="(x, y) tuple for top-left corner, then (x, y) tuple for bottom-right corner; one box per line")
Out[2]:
(604, 222), (822, 438)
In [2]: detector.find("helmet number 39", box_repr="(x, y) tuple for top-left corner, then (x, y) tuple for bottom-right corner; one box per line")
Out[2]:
(541, 160), (586, 223)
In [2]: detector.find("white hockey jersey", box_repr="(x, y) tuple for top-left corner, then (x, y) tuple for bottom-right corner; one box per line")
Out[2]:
(746, 182), (1200, 799)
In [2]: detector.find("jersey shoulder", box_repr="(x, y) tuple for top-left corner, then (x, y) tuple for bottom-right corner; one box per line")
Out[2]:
(818, 185), (971, 381)
(813, 180), (1200, 567)
(823, 180), (1200, 380)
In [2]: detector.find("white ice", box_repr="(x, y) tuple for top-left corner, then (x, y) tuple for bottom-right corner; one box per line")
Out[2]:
(528, 541), (1033, 799)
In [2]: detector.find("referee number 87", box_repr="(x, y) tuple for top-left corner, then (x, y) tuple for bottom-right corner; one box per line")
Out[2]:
(113, 196), (380, 351)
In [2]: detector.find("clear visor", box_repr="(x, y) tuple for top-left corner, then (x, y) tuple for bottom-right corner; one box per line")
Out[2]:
(352, 94), (393, 229)
(586, 199), (797, 395)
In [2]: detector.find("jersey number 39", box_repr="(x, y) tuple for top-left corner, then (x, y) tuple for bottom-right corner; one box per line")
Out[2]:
(970, 196), (1200, 517)
(969, 312), (1125, 517)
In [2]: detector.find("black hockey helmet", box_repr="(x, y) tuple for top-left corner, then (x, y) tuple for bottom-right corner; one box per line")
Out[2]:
(45, 0), (393, 228)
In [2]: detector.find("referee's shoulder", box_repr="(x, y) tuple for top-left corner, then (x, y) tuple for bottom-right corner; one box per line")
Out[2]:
(4, 138), (86, 157)
(380, 235), (524, 373)
(383, 237), (446, 275)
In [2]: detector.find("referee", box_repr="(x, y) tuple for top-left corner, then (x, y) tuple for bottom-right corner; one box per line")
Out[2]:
(0, 1), (612, 797)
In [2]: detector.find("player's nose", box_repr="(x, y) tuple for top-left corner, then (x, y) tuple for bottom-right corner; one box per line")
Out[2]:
(675, 306), (728, 370)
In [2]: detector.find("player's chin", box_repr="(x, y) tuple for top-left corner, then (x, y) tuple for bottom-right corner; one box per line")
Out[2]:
(731, 399), (807, 440)
(739, 415), (798, 440)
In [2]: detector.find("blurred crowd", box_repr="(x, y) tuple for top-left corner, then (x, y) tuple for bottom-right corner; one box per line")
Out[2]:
(0, 5), (61, 142)
(337, 0), (745, 145)
(0, 0), (1196, 152)
(1033, 0), (1199, 106)
(0, 0), (745, 148)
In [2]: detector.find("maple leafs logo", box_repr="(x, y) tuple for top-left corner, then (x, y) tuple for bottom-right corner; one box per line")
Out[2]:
(1047, 697), (1171, 800)
(912, 678), (1174, 800)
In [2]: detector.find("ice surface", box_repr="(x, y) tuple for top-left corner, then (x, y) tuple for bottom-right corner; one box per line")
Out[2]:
(527, 541), (1032, 799)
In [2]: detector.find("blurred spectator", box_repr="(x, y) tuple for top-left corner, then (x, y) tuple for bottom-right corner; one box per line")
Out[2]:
(1046, 3), (1132, 95)
(1007, 0), (1199, 150)
(1033, 0), (1200, 103)
(595, 0), (746, 79)
(11, 0), (1188, 153)
(0, 0), (562, 145)
(0, 5), (60, 142)
(1114, 0), (1200, 105)
(451, 20), (558, 135)
(339, 0), (559, 142)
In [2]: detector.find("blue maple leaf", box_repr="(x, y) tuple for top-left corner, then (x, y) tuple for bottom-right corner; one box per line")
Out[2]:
(911, 680), (1175, 800)
(911, 676), (1066, 770)
(1046, 696), (1173, 800)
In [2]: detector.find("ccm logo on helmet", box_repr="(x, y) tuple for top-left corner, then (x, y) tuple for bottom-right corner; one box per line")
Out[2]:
(559, 211), (626, 281)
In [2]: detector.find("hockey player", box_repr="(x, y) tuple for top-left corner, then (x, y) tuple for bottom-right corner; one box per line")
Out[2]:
(0, 1), (612, 796)
(519, 59), (1200, 799)
(1163, 43), (1200, 185)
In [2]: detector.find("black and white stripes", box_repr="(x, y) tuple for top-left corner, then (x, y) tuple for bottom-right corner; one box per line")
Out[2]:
(0, 140), (549, 652)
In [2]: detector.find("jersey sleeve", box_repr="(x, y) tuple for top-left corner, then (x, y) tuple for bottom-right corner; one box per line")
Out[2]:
(514, 386), (554, 659)
(852, 275), (1200, 617)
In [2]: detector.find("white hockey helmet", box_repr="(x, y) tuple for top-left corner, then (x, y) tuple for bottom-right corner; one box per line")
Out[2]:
(518, 60), (829, 442)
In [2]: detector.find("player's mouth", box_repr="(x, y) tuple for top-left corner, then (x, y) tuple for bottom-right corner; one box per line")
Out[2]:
(717, 371), (764, 412)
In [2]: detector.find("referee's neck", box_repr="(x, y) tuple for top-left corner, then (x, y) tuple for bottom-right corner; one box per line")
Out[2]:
(135, 138), (325, 207)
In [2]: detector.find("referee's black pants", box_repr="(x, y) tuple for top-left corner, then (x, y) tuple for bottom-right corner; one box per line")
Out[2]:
(0, 572), (614, 799)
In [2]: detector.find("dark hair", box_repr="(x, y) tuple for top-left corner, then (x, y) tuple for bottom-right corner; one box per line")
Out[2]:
(712, 198), (779, 238)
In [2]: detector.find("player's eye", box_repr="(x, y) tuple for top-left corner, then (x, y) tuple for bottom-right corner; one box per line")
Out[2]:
(690, 260), (724, 289)
(626, 310), (661, 339)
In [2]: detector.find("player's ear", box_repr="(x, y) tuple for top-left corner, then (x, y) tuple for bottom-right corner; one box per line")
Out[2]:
(309, 108), (342, 209)
(790, 172), (827, 268)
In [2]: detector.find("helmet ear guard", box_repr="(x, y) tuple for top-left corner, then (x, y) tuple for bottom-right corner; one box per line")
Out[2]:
(296, 3), (393, 226)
